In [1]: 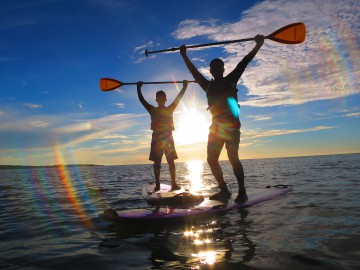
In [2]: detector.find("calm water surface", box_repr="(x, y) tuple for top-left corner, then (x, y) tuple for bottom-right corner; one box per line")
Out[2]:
(0, 154), (360, 269)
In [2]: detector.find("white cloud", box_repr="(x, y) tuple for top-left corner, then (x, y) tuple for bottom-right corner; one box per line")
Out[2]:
(134, 54), (155, 64)
(243, 125), (336, 140)
(24, 103), (42, 109)
(133, 41), (160, 63)
(28, 121), (49, 128)
(191, 57), (206, 63)
(173, 0), (360, 107)
(134, 41), (153, 53)
(113, 102), (125, 108)
(0, 112), (142, 150)
(101, 134), (129, 139)
(344, 112), (360, 117)
(246, 115), (272, 121)
(173, 19), (224, 39)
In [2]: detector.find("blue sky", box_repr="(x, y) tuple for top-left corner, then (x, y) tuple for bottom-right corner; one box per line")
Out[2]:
(0, 0), (359, 165)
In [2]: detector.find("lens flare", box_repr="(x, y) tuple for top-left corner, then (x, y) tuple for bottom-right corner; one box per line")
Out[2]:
(227, 97), (239, 118)
(21, 166), (58, 224)
(318, 30), (355, 101)
(285, 22), (358, 108)
(52, 142), (96, 230)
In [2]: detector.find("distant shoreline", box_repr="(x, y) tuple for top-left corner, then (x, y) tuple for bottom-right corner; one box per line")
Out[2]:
(0, 164), (103, 170)
(1, 153), (359, 169)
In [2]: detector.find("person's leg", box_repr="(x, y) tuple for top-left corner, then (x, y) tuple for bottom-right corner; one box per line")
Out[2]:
(164, 133), (180, 190)
(226, 129), (247, 203)
(150, 133), (163, 192)
(153, 160), (161, 191)
(227, 149), (246, 189)
(167, 159), (180, 190)
(207, 131), (230, 200)
(207, 145), (226, 188)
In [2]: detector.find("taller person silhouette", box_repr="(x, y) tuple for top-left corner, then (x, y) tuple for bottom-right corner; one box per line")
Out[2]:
(180, 35), (264, 203)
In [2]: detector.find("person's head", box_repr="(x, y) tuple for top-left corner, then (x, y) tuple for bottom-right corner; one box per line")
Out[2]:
(210, 58), (225, 79)
(156, 90), (167, 106)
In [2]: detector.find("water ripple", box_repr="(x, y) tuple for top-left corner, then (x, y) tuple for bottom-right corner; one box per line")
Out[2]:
(0, 153), (359, 269)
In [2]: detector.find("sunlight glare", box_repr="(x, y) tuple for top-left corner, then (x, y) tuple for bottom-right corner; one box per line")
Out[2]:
(194, 238), (211, 245)
(174, 109), (210, 145)
(185, 160), (205, 193)
(192, 251), (216, 265)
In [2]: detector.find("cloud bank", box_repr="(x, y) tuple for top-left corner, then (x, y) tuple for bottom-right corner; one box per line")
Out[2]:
(173, 0), (359, 107)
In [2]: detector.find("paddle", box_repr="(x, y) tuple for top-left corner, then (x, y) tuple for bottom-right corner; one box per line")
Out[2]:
(145, 22), (306, 57)
(100, 78), (196, 91)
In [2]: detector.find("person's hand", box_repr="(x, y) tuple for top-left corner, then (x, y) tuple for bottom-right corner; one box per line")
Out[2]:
(137, 81), (143, 90)
(180, 45), (187, 56)
(254, 34), (264, 45)
(182, 80), (188, 88)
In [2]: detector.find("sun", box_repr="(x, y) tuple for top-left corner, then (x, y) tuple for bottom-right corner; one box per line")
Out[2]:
(173, 108), (210, 145)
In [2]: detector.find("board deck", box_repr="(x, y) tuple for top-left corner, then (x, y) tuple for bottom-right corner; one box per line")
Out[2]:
(107, 185), (292, 224)
(142, 183), (204, 206)
(142, 183), (185, 198)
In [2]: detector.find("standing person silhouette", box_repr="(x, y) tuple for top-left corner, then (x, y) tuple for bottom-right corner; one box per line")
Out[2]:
(137, 80), (188, 192)
(180, 35), (264, 203)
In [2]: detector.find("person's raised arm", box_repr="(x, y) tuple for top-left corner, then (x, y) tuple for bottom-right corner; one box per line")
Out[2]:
(170, 80), (188, 110)
(180, 45), (208, 90)
(137, 81), (153, 112)
(244, 34), (264, 63)
(228, 35), (265, 82)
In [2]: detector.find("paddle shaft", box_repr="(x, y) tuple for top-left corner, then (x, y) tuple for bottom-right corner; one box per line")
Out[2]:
(146, 37), (255, 56)
(121, 80), (196, 86)
(145, 22), (306, 57)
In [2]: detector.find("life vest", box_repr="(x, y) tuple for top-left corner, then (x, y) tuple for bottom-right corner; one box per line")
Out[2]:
(150, 106), (174, 132)
(206, 78), (240, 125)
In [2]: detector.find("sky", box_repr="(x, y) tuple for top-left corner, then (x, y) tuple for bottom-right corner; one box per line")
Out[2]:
(0, 0), (359, 166)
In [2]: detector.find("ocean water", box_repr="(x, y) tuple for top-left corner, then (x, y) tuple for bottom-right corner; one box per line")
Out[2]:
(0, 153), (360, 270)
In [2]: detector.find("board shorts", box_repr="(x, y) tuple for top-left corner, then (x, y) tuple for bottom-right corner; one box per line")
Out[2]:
(149, 131), (178, 162)
(207, 123), (240, 158)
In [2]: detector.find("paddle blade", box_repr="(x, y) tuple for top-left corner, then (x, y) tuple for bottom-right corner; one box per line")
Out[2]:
(268, 22), (306, 44)
(100, 78), (123, 91)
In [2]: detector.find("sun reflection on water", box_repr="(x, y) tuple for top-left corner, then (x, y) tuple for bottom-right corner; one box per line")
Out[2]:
(185, 160), (205, 193)
(192, 251), (216, 265)
(182, 222), (226, 267)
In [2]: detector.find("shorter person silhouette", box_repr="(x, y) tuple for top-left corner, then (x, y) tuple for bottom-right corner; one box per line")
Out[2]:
(137, 80), (188, 191)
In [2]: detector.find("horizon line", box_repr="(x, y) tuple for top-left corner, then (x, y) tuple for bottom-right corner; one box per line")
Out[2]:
(1, 152), (359, 168)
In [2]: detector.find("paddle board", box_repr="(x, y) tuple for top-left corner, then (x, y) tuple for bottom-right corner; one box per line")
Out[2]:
(142, 183), (204, 206)
(101, 185), (292, 224)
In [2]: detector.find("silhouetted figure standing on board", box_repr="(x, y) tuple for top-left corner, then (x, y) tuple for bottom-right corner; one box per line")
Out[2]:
(137, 80), (188, 191)
(180, 35), (264, 203)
